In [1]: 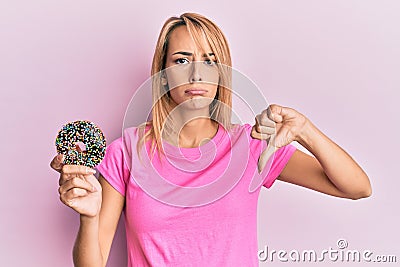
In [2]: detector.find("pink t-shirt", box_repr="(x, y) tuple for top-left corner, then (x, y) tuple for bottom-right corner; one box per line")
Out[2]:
(96, 123), (296, 266)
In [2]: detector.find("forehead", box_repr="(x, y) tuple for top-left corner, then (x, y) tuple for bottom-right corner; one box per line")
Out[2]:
(167, 25), (212, 54)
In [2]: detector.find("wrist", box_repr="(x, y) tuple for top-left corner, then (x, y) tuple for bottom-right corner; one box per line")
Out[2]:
(80, 214), (99, 225)
(297, 118), (318, 149)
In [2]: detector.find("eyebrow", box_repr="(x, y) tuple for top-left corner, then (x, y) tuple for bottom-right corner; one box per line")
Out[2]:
(172, 51), (215, 57)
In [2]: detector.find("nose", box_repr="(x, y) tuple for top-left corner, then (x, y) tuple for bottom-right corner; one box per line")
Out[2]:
(189, 62), (202, 83)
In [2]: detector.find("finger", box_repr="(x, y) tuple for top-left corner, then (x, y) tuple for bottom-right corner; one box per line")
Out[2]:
(268, 104), (284, 122)
(260, 110), (276, 127)
(251, 126), (272, 140)
(268, 104), (297, 123)
(59, 170), (79, 186)
(254, 115), (275, 135)
(60, 194), (84, 208)
(254, 115), (260, 128)
(251, 126), (261, 139)
(59, 171), (98, 187)
(257, 125), (276, 135)
(50, 154), (64, 173)
(59, 176), (97, 195)
(59, 170), (91, 186)
(61, 165), (96, 176)
(59, 171), (74, 186)
(62, 188), (90, 201)
(85, 174), (102, 193)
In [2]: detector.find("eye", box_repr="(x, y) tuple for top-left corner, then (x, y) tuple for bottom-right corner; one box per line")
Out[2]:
(204, 59), (217, 66)
(175, 58), (190, 64)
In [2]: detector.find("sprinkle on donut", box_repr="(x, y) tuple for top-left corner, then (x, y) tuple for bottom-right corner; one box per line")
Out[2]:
(55, 120), (106, 168)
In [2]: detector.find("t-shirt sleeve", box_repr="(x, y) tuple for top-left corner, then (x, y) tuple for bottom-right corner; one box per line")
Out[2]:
(96, 137), (130, 197)
(262, 144), (297, 188)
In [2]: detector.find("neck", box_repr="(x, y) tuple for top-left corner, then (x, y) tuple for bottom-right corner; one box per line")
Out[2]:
(163, 108), (218, 148)
(179, 118), (218, 148)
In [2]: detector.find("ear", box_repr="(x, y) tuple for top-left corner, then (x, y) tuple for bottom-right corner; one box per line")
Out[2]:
(161, 70), (168, 86)
(161, 76), (168, 86)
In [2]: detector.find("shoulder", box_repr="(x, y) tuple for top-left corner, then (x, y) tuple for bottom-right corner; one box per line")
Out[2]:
(104, 126), (144, 158)
(234, 123), (262, 146)
(242, 123), (253, 134)
(224, 123), (253, 136)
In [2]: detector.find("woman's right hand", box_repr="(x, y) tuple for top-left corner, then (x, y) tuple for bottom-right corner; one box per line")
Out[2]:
(50, 154), (102, 217)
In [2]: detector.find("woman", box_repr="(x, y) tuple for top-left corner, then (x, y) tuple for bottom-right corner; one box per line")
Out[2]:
(50, 13), (371, 267)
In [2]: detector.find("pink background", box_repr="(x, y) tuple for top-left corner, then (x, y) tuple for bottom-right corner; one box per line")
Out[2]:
(1, 1), (399, 266)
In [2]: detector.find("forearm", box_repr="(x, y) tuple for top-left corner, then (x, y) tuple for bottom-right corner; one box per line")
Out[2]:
(297, 119), (372, 199)
(73, 215), (104, 267)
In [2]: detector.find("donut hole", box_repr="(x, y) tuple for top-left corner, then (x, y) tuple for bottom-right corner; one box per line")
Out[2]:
(74, 142), (87, 153)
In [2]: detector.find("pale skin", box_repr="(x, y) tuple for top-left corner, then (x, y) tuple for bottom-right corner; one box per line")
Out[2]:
(50, 26), (371, 267)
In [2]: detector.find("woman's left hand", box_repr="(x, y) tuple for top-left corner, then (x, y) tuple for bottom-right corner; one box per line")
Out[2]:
(251, 104), (308, 148)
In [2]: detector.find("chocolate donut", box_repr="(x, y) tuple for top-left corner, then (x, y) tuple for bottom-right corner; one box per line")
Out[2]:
(55, 120), (106, 168)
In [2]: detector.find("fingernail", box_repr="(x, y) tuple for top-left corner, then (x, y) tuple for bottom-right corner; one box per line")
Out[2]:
(92, 185), (97, 192)
(86, 168), (96, 174)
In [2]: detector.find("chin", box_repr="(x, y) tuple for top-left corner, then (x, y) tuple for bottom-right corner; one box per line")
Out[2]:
(178, 97), (214, 111)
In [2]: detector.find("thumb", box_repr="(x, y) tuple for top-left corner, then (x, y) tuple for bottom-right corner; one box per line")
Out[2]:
(273, 127), (292, 148)
(85, 173), (101, 192)
(273, 133), (284, 148)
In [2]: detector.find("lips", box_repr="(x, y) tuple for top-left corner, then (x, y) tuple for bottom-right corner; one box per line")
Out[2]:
(184, 88), (208, 95)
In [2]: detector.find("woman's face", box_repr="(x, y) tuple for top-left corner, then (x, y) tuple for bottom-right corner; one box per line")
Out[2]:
(163, 25), (219, 111)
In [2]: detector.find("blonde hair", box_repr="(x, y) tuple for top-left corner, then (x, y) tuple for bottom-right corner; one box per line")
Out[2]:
(138, 12), (233, 159)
